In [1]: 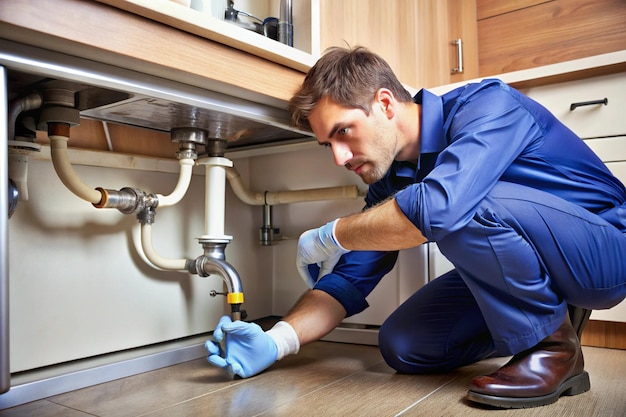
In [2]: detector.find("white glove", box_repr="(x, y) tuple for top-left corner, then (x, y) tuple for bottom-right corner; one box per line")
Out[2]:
(296, 219), (350, 287)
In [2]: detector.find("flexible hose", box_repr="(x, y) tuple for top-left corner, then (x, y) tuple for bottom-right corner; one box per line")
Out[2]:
(49, 132), (102, 204)
(156, 158), (195, 207)
(140, 223), (188, 270)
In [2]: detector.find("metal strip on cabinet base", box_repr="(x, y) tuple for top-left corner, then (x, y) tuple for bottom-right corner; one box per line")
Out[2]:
(321, 324), (380, 346)
(0, 341), (207, 410)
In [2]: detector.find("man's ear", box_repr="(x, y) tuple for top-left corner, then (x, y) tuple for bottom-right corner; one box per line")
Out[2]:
(375, 88), (395, 119)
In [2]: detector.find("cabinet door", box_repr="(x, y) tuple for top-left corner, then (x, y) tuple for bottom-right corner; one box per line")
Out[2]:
(318, 0), (478, 89)
(477, 0), (626, 76)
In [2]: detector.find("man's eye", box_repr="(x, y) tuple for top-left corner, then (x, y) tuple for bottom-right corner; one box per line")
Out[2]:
(339, 127), (349, 135)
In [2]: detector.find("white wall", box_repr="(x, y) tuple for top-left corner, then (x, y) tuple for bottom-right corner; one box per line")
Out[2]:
(7, 143), (432, 374)
(248, 145), (430, 326)
(8, 156), (269, 372)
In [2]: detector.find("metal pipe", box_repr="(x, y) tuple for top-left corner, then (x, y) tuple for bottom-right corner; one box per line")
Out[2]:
(188, 242), (244, 321)
(8, 91), (41, 142)
(1, 65), (11, 394)
(198, 255), (243, 295)
(259, 204), (275, 246)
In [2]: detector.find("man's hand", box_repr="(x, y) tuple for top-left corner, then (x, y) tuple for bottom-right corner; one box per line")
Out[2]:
(296, 219), (350, 287)
(206, 316), (278, 378)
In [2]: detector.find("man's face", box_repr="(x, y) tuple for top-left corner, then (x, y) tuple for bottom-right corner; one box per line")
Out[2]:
(308, 95), (399, 185)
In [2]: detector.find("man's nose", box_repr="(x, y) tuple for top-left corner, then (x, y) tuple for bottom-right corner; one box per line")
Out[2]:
(332, 143), (353, 167)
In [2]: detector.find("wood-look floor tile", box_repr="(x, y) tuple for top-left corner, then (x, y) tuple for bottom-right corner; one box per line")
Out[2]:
(2, 342), (624, 417)
(262, 361), (458, 416)
(400, 346), (626, 417)
(44, 357), (238, 417)
(0, 399), (93, 417)
(140, 342), (386, 416)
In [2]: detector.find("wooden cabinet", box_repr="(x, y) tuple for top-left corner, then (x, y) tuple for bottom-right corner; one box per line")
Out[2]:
(318, 0), (478, 88)
(477, 0), (626, 76)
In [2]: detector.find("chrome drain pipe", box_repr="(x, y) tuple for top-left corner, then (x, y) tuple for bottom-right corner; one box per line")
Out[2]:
(188, 241), (244, 321)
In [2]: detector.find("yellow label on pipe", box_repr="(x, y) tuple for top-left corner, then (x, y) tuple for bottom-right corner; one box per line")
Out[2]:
(227, 292), (244, 304)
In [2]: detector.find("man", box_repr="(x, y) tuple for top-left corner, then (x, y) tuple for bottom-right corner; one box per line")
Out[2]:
(206, 47), (626, 409)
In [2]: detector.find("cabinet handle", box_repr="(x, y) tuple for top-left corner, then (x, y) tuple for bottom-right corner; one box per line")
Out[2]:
(451, 38), (464, 74)
(569, 98), (608, 111)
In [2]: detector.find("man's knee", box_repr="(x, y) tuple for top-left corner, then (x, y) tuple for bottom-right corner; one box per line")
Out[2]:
(378, 320), (452, 374)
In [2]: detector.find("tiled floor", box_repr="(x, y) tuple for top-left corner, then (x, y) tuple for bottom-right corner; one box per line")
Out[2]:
(0, 341), (624, 417)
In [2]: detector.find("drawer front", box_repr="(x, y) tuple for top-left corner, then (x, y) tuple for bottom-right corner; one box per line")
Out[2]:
(584, 136), (626, 164)
(521, 72), (626, 139)
(586, 137), (625, 323)
(604, 160), (626, 183)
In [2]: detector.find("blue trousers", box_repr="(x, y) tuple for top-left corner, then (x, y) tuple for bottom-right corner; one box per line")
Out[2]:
(379, 182), (626, 374)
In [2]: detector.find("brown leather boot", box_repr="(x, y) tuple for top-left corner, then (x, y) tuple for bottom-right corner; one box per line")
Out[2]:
(467, 314), (590, 408)
(568, 304), (591, 339)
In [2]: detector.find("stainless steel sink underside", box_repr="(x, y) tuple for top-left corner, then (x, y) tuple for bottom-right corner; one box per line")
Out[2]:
(2, 40), (313, 151)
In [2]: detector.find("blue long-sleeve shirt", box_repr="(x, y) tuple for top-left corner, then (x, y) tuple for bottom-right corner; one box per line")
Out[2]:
(314, 79), (626, 316)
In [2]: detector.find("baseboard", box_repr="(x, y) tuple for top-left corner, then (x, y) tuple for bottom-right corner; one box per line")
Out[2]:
(321, 324), (380, 346)
(581, 320), (626, 350)
(0, 334), (210, 410)
(0, 317), (278, 410)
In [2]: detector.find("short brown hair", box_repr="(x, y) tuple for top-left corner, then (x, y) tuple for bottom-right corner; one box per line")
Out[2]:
(289, 46), (413, 132)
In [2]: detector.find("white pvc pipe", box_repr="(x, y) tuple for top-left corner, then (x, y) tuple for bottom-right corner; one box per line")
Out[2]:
(156, 158), (195, 207)
(49, 135), (102, 204)
(140, 223), (188, 271)
(225, 167), (265, 205)
(199, 157), (233, 241)
(225, 166), (361, 206)
(265, 185), (360, 205)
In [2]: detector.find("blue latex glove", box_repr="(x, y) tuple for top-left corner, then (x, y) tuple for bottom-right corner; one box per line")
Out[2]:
(205, 316), (278, 378)
(296, 219), (350, 287)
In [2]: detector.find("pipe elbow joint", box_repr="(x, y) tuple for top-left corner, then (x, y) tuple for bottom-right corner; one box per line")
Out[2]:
(190, 255), (244, 304)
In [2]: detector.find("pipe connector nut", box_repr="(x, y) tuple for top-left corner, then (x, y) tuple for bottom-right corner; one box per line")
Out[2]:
(94, 187), (158, 215)
(188, 256), (209, 277)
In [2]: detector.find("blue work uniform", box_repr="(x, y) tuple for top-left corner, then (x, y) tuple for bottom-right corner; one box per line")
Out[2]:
(313, 79), (626, 374)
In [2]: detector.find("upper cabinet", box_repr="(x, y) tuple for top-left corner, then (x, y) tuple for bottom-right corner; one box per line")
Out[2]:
(317, 0), (479, 89)
(477, 0), (626, 77)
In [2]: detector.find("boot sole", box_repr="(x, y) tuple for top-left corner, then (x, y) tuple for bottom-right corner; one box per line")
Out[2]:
(466, 371), (590, 409)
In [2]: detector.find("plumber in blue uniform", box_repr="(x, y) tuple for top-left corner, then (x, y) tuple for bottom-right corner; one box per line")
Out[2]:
(206, 46), (626, 409)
